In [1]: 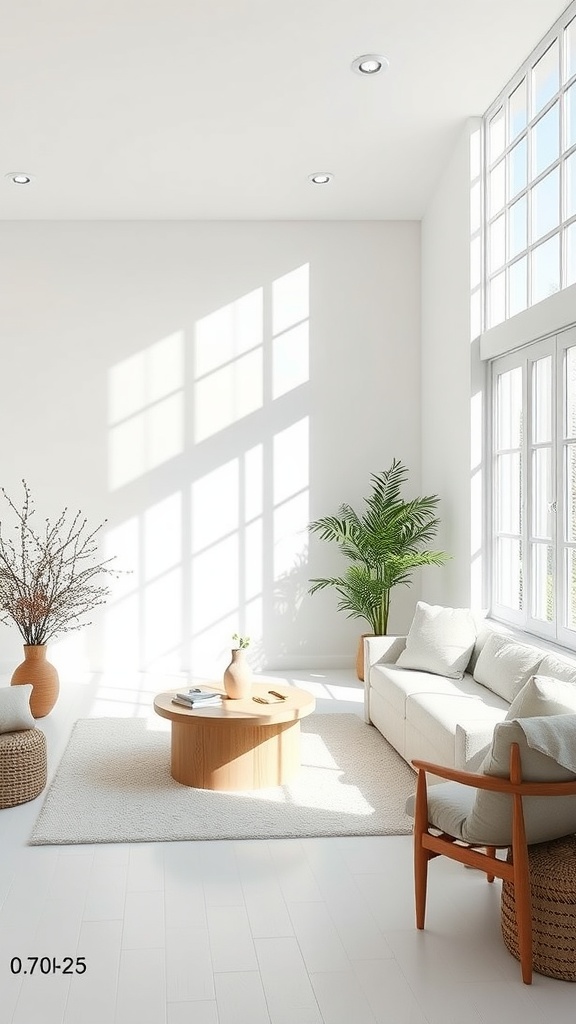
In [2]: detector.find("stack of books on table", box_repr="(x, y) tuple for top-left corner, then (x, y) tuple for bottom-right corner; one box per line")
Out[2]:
(171, 688), (222, 708)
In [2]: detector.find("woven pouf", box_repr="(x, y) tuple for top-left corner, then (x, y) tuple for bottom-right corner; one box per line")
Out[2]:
(0, 728), (47, 808)
(501, 835), (576, 981)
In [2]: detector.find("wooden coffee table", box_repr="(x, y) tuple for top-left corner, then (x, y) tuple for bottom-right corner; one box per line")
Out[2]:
(153, 682), (315, 790)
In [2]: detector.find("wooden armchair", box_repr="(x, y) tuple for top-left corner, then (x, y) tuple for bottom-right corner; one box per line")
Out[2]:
(410, 718), (576, 984)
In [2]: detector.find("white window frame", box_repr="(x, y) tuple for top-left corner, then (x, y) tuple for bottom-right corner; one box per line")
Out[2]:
(490, 325), (576, 650)
(483, 2), (576, 330)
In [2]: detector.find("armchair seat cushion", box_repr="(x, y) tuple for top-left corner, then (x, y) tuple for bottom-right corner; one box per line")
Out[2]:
(406, 781), (476, 839)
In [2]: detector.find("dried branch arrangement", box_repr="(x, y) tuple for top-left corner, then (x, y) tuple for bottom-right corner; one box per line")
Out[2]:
(0, 480), (120, 645)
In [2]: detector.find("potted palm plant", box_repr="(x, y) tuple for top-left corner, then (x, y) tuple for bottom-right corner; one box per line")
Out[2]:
(308, 459), (450, 679)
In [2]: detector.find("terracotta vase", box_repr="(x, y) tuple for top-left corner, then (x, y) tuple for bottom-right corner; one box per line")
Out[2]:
(223, 648), (252, 699)
(356, 633), (375, 682)
(11, 645), (60, 718)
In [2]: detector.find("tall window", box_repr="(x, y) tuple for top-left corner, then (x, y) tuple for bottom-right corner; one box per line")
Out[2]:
(484, 5), (576, 328)
(491, 328), (576, 648)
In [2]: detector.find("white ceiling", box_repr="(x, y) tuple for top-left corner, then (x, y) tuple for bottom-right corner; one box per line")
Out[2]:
(0, 0), (570, 220)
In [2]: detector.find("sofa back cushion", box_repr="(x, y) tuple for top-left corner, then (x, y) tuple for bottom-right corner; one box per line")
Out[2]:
(472, 632), (543, 703)
(537, 653), (576, 685)
(395, 602), (477, 679)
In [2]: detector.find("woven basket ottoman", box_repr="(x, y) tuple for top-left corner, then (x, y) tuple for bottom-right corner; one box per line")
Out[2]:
(501, 835), (576, 981)
(0, 728), (47, 808)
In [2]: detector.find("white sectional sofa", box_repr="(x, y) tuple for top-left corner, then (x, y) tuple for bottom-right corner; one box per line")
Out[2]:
(363, 605), (576, 771)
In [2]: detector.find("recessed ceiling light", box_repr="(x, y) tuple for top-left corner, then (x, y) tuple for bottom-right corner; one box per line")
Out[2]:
(5, 172), (34, 185)
(308, 172), (334, 185)
(351, 54), (389, 76)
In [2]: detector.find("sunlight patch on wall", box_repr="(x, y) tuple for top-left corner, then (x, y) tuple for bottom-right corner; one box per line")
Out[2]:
(272, 264), (309, 335)
(108, 332), (184, 490)
(273, 418), (309, 579)
(194, 288), (264, 443)
(272, 264), (310, 399)
(103, 264), (312, 676)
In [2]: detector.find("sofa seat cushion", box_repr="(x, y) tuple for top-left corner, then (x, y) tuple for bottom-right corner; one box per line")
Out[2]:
(369, 663), (479, 719)
(406, 686), (509, 768)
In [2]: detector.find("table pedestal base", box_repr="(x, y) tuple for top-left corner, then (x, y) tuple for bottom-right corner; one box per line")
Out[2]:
(170, 718), (301, 790)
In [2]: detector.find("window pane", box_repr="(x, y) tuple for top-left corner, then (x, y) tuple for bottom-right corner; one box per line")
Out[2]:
(496, 366), (523, 448)
(532, 447), (553, 536)
(490, 160), (505, 216)
(566, 221), (576, 287)
(531, 103), (559, 179)
(489, 214), (505, 272)
(495, 537), (523, 610)
(531, 167), (560, 242)
(565, 151), (576, 219)
(509, 195), (527, 258)
(567, 443), (576, 540)
(532, 40), (559, 116)
(508, 138), (527, 200)
(489, 271), (505, 327)
(531, 543), (554, 621)
(531, 233), (560, 304)
(566, 17), (576, 81)
(496, 453), (522, 532)
(566, 348), (576, 438)
(509, 79), (527, 141)
(565, 82), (576, 149)
(532, 355), (553, 443)
(489, 107), (505, 163)
(566, 549), (576, 629)
(509, 257), (527, 317)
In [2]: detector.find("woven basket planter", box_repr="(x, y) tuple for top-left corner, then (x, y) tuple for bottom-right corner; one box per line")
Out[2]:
(0, 728), (47, 808)
(501, 835), (576, 981)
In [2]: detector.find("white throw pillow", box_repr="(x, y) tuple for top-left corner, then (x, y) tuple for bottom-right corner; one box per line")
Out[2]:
(505, 674), (576, 720)
(395, 602), (477, 679)
(0, 685), (35, 733)
(472, 633), (543, 703)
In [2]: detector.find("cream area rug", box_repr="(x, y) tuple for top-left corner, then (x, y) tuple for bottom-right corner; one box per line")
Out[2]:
(29, 714), (416, 845)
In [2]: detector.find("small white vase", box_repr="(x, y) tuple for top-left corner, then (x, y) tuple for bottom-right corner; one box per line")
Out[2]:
(223, 648), (252, 699)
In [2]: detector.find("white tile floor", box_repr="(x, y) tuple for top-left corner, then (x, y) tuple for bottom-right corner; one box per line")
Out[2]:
(1, 668), (573, 1023)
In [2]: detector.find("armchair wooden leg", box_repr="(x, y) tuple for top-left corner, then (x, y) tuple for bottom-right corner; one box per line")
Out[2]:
(512, 789), (532, 984)
(414, 769), (430, 929)
(485, 847), (496, 882)
(415, 837), (429, 929)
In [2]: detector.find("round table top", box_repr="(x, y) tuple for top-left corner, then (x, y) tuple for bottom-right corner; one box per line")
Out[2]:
(153, 681), (316, 726)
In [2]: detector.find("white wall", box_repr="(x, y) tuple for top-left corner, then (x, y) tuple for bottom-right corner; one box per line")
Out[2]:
(0, 220), (420, 675)
(420, 119), (485, 609)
